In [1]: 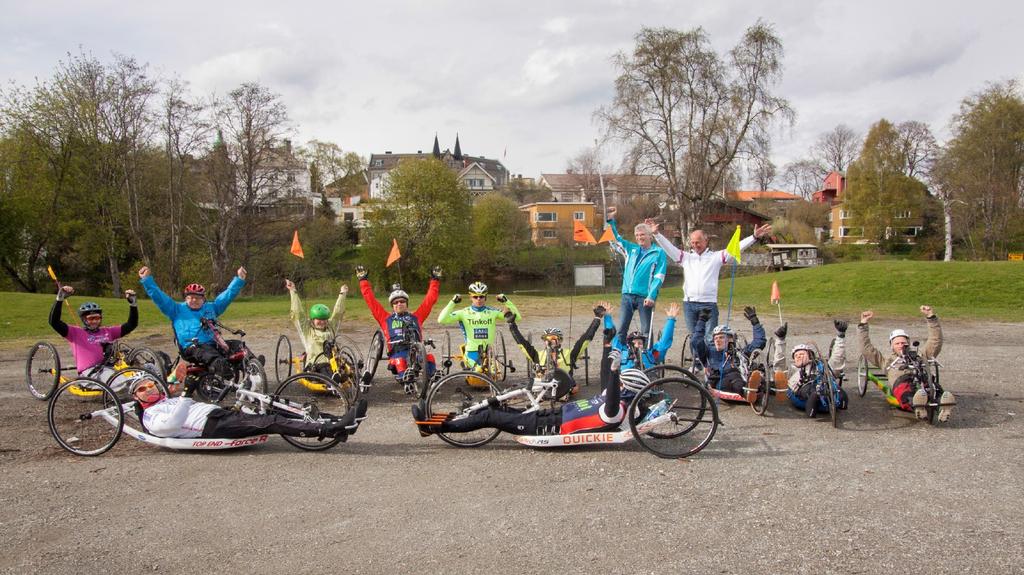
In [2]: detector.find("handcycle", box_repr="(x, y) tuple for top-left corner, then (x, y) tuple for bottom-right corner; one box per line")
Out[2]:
(857, 342), (946, 424)
(26, 339), (169, 401)
(419, 369), (720, 459)
(171, 318), (267, 405)
(361, 319), (436, 396)
(440, 329), (516, 384)
(274, 333), (363, 401)
(679, 332), (750, 372)
(690, 338), (773, 412)
(47, 370), (354, 456)
(520, 329), (593, 390)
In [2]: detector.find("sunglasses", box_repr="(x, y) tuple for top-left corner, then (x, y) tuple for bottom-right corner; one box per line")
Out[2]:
(135, 383), (157, 394)
(471, 295), (486, 299)
(392, 300), (408, 305)
(83, 314), (102, 320)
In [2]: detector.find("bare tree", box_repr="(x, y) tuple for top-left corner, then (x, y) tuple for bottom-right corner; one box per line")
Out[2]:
(811, 124), (861, 174)
(780, 159), (824, 199)
(746, 131), (776, 190)
(597, 22), (793, 237)
(895, 120), (938, 181)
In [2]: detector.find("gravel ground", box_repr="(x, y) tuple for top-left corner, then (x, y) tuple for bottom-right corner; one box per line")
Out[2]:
(1, 314), (1022, 574)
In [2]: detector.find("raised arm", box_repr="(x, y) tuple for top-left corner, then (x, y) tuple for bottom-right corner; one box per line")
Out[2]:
(647, 251), (668, 301)
(920, 306), (942, 359)
(505, 313), (538, 365)
(120, 290), (139, 337)
(498, 295), (521, 321)
(771, 323), (788, 372)
(49, 287), (72, 338)
(437, 296), (462, 325)
(741, 307), (766, 355)
(329, 285), (347, 331)
(139, 270), (178, 320)
(828, 320), (848, 372)
(288, 284), (309, 333)
(212, 270), (246, 316)
(414, 268), (442, 323)
(652, 233), (684, 265)
(857, 311), (885, 368)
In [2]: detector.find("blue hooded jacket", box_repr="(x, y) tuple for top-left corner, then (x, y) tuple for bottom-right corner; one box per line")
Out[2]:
(141, 275), (246, 349)
(608, 219), (668, 301)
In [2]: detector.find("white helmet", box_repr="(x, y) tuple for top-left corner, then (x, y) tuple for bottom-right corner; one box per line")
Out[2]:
(791, 343), (815, 359)
(388, 289), (410, 305)
(711, 325), (733, 338)
(468, 281), (488, 296)
(619, 368), (650, 393)
(888, 329), (909, 343)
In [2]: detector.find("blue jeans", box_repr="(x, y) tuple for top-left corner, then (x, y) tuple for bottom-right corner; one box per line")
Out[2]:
(618, 293), (653, 344)
(683, 302), (719, 345)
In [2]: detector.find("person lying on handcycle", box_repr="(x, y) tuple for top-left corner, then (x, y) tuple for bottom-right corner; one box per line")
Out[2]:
(770, 321), (849, 417)
(285, 278), (348, 377)
(412, 348), (648, 437)
(130, 379), (367, 441)
(858, 306), (955, 421)
(357, 264), (441, 385)
(49, 284), (138, 382)
(692, 306), (766, 403)
(139, 266), (246, 378)
(604, 302), (680, 370)
(437, 281), (520, 372)
(505, 302), (607, 394)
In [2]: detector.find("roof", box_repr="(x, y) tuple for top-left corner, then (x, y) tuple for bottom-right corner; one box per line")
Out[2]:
(539, 173), (667, 194)
(726, 190), (802, 202)
(765, 244), (818, 249)
(519, 201), (596, 209)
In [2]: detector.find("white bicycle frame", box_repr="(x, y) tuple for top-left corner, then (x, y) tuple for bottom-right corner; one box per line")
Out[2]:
(513, 399), (678, 448)
(449, 376), (565, 419)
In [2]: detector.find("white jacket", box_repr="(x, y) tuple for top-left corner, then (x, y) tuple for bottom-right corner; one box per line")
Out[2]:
(653, 233), (756, 302)
(142, 396), (219, 438)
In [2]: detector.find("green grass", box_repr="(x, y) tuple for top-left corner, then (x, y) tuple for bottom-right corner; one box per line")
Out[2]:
(3, 260), (1021, 347)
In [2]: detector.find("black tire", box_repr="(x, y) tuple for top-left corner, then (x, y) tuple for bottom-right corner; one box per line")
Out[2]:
(48, 378), (123, 456)
(126, 346), (167, 378)
(242, 352), (268, 394)
(332, 344), (362, 403)
(857, 356), (869, 397)
(408, 342), (430, 397)
(525, 331), (535, 378)
(580, 345), (591, 387)
(26, 341), (62, 400)
(823, 373), (838, 428)
(273, 372), (351, 451)
(442, 331), (454, 374)
(751, 371), (771, 416)
(365, 330), (385, 384)
(426, 371), (503, 448)
(275, 334), (293, 385)
(495, 330), (508, 382)
(105, 365), (165, 400)
(192, 373), (232, 405)
(679, 334), (693, 369)
(628, 375), (718, 459)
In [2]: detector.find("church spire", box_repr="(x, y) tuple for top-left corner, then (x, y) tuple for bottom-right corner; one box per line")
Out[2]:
(453, 133), (463, 161)
(432, 134), (440, 158)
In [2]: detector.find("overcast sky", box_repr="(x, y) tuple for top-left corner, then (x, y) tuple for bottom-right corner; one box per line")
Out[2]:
(2, 0), (1021, 186)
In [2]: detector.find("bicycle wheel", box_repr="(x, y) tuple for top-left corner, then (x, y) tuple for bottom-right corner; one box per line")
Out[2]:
(334, 346), (361, 402)
(679, 334), (693, 369)
(365, 330), (385, 383)
(823, 380), (837, 428)
(426, 371), (502, 448)
(409, 342), (430, 397)
(751, 370), (771, 416)
(26, 341), (62, 400)
(274, 372), (350, 451)
(857, 356), (869, 397)
(47, 378), (123, 456)
(495, 330), (508, 382)
(242, 353), (268, 394)
(275, 335), (293, 384)
(628, 375), (718, 459)
(192, 373), (232, 405)
(126, 346), (167, 378)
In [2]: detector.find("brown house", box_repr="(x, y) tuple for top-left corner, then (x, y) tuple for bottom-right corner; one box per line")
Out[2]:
(519, 202), (601, 246)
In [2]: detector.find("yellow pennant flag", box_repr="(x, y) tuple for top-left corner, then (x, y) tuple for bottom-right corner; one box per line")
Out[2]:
(47, 265), (58, 281)
(386, 239), (401, 267)
(725, 225), (742, 263)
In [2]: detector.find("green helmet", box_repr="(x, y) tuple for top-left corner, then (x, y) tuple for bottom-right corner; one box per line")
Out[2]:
(309, 304), (331, 320)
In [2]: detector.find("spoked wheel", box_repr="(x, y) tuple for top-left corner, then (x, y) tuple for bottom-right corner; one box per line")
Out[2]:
(47, 378), (123, 456)
(332, 346), (362, 403)
(857, 356), (869, 397)
(679, 334), (694, 370)
(823, 380), (838, 428)
(494, 331), (508, 383)
(407, 342), (430, 397)
(442, 331), (455, 375)
(192, 373), (232, 405)
(364, 330), (385, 384)
(126, 346), (167, 378)
(628, 375), (718, 459)
(274, 372), (352, 451)
(105, 365), (165, 401)
(275, 335), (293, 385)
(26, 341), (62, 400)
(242, 353), (268, 394)
(751, 370), (771, 416)
(579, 345), (591, 387)
(426, 371), (502, 448)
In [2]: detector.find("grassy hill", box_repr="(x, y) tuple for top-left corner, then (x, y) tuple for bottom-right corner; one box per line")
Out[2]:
(2, 260), (1021, 344)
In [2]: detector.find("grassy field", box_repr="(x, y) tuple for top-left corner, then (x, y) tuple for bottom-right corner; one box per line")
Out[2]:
(2, 260), (1021, 346)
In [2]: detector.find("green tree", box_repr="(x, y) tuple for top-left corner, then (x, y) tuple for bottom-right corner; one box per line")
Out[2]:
(471, 193), (530, 271)
(363, 158), (472, 283)
(844, 119), (929, 248)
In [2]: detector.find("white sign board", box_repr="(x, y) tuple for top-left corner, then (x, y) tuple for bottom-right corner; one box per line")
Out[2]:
(574, 264), (605, 287)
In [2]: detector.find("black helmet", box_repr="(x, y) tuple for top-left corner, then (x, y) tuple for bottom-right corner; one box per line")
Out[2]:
(78, 302), (102, 318)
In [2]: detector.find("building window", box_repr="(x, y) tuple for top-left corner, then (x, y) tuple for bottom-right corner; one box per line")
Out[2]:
(343, 212), (354, 222)
(840, 210), (852, 219)
(894, 210), (911, 219)
(541, 230), (558, 239)
(827, 212), (832, 222)
(372, 159), (384, 167)
(840, 227), (863, 237)
(903, 227), (920, 236)
(536, 212), (557, 222)
(466, 178), (485, 189)
(573, 211), (585, 221)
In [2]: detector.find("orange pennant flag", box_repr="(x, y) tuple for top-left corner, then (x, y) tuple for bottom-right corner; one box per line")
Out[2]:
(290, 230), (304, 258)
(573, 220), (597, 244)
(770, 280), (781, 305)
(597, 225), (615, 244)
(386, 238), (401, 267)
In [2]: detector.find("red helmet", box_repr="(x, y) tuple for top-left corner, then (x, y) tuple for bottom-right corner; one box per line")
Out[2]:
(183, 283), (206, 297)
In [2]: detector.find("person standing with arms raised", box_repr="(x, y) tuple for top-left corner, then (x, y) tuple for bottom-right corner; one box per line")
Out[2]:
(605, 206), (667, 345)
(646, 219), (771, 344)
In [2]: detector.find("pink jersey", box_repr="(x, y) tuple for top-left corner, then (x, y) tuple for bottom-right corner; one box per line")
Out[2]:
(65, 325), (122, 373)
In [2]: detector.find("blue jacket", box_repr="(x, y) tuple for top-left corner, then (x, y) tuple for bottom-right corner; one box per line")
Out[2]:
(608, 219), (667, 300)
(141, 275), (246, 350)
(692, 316), (765, 379)
(605, 315), (676, 369)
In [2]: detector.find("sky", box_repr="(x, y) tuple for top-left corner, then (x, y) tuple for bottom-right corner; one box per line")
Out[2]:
(1, 0), (1021, 186)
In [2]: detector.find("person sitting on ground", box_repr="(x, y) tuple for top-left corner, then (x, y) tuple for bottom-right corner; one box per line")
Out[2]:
(603, 302), (681, 370)
(437, 281), (520, 372)
(138, 266), (247, 378)
(413, 348), (649, 437)
(49, 284), (141, 390)
(691, 306), (766, 403)
(770, 321), (850, 417)
(357, 265), (441, 390)
(285, 278), (348, 378)
(131, 379), (368, 441)
(505, 302), (607, 394)
(858, 306), (955, 421)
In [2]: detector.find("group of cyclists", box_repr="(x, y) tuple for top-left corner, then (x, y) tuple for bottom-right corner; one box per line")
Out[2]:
(41, 220), (958, 450)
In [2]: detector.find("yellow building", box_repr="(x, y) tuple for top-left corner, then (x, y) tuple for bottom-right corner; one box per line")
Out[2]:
(519, 202), (600, 246)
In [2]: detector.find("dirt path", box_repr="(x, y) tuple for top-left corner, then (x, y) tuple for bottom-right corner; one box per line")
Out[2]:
(1, 314), (1022, 574)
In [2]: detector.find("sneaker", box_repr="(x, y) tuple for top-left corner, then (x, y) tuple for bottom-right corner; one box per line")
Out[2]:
(937, 391), (956, 422)
(745, 372), (763, 404)
(912, 388), (929, 420)
(805, 391), (818, 418)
